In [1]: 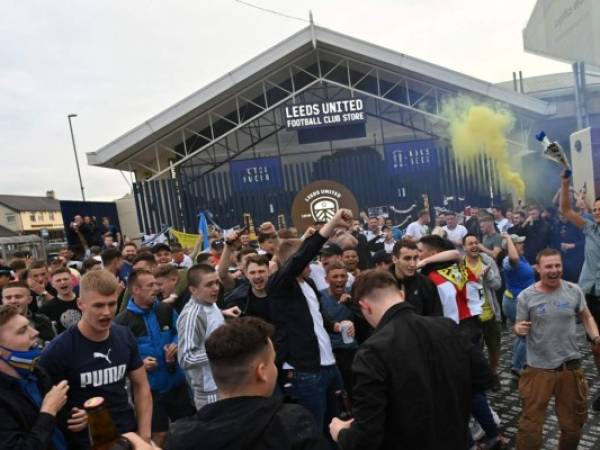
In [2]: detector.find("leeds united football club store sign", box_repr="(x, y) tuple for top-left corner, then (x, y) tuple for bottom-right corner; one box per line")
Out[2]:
(283, 98), (366, 130)
(291, 180), (359, 230)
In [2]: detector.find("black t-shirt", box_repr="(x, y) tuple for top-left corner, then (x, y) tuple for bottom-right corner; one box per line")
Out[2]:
(39, 324), (143, 449)
(39, 296), (81, 334)
(246, 290), (271, 323)
(28, 284), (57, 314)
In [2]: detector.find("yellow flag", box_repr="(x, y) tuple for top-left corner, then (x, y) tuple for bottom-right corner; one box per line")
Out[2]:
(170, 229), (200, 250)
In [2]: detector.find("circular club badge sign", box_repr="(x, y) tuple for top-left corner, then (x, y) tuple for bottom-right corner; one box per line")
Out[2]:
(291, 180), (359, 231)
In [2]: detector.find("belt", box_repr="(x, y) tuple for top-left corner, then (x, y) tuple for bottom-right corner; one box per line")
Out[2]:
(551, 359), (581, 371)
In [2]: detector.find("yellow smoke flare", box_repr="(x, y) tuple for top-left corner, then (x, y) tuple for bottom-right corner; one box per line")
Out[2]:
(441, 98), (525, 199)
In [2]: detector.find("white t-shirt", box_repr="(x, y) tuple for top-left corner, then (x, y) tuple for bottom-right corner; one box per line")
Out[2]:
(363, 229), (379, 242)
(443, 224), (468, 245)
(283, 281), (336, 368)
(384, 240), (395, 253)
(172, 254), (194, 269)
(496, 218), (511, 233)
(405, 221), (428, 240)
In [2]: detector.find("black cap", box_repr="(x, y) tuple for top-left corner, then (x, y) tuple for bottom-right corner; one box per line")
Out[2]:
(371, 250), (392, 265)
(151, 243), (171, 254)
(320, 242), (342, 257)
(211, 240), (224, 251)
(0, 266), (11, 277)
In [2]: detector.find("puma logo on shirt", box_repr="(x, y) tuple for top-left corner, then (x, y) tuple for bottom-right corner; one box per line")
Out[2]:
(81, 349), (126, 387)
(80, 364), (127, 388)
(93, 349), (112, 364)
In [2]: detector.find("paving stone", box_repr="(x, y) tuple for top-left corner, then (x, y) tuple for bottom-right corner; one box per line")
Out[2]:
(487, 327), (600, 449)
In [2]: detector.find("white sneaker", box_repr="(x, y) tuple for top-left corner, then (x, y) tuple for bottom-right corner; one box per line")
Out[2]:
(470, 418), (485, 441)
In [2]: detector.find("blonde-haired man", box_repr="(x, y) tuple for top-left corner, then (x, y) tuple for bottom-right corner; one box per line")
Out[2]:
(39, 270), (153, 448)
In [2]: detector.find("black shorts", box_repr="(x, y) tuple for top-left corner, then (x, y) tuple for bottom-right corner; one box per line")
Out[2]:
(481, 319), (501, 355)
(151, 382), (196, 432)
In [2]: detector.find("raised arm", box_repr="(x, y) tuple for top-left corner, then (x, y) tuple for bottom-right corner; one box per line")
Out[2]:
(501, 233), (519, 266)
(217, 230), (240, 291)
(319, 209), (353, 240)
(559, 171), (586, 229)
(416, 249), (460, 269)
(477, 242), (501, 260)
(270, 210), (353, 289)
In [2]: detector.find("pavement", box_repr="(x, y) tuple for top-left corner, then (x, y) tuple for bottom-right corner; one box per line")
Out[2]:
(487, 327), (600, 449)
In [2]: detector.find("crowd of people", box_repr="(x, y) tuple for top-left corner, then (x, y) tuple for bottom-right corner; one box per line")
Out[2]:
(1, 170), (600, 449)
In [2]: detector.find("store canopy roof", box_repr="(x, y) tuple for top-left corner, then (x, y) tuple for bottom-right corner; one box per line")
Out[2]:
(88, 24), (555, 170)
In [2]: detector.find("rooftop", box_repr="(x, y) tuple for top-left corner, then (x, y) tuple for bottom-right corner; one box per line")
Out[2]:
(496, 72), (600, 95)
(88, 24), (554, 171)
(0, 225), (17, 237)
(0, 195), (61, 212)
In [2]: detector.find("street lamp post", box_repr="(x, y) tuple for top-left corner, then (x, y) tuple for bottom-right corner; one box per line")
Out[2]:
(67, 114), (86, 201)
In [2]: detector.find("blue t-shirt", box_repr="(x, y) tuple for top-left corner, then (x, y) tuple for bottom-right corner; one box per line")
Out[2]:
(318, 289), (357, 349)
(39, 324), (143, 448)
(119, 261), (133, 284)
(502, 255), (535, 298)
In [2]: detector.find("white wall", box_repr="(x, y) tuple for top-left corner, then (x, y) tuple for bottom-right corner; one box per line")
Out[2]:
(115, 193), (141, 240)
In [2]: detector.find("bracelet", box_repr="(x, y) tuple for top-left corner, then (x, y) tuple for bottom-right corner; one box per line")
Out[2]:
(592, 336), (600, 345)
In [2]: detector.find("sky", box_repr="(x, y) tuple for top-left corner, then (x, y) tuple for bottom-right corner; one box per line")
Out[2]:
(0, 0), (568, 202)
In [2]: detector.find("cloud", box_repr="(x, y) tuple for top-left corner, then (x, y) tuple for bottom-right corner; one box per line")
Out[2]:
(0, 0), (567, 201)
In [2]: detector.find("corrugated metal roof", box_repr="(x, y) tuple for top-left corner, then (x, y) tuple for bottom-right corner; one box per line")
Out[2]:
(88, 24), (555, 169)
(496, 72), (600, 94)
(0, 195), (61, 212)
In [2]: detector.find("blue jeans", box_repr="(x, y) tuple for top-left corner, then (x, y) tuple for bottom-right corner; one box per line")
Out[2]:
(471, 392), (499, 439)
(502, 295), (526, 371)
(287, 365), (344, 432)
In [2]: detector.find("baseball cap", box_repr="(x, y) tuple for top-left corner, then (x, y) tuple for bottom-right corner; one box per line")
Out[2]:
(0, 266), (12, 277)
(502, 234), (525, 250)
(371, 250), (392, 266)
(211, 240), (224, 251)
(151, 243), (171, 254)
(320, 243), (342, 257)
(510, 234), (526, 244)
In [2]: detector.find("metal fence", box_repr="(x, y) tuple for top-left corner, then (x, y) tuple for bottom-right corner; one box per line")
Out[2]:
(133, 145), (500, 234)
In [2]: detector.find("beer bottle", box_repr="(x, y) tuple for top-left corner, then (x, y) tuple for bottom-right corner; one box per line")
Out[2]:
(83, 397), (132, 450)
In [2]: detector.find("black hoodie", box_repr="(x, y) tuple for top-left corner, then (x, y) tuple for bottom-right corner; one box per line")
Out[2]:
(166, 395), (329, 450)
(388, 265), (443, 316)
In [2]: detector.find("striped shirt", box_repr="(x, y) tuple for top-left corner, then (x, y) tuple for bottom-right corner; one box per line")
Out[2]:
(176, 298), (224, 396)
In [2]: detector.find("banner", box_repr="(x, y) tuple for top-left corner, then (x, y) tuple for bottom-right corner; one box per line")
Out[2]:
(384, 140), (438, 175)
(230, 156), (283, 192)
(283, 98), (366, 130)
(198, 212), (210, 250)
(170, 228), (200, 250)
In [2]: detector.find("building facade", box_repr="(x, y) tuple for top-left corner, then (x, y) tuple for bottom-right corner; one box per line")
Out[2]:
(88, 25), (581, 234)
(0, 193), (64, 238)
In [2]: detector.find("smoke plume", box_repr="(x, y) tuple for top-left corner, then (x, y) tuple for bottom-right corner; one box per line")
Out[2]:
(441, 98), (525, 199)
